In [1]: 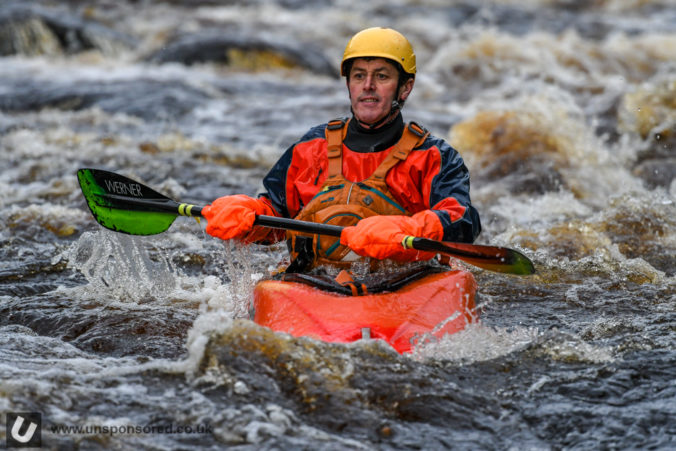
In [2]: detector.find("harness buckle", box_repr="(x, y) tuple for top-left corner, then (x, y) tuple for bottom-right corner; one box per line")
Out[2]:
(408, 121), (427, 138)
(327, 118), (346, 131)
(327, 147), (342, 158)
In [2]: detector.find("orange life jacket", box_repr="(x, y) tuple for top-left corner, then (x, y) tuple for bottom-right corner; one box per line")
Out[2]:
(286, 118), (430, 269)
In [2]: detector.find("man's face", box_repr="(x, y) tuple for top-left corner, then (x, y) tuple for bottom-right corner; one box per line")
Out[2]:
(347, 58), (412, 127)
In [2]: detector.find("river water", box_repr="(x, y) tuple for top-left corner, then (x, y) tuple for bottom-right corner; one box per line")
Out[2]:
(1, 0), (674, 449)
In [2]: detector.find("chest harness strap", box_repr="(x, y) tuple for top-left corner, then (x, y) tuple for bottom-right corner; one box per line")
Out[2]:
(286, 118), (430, 271)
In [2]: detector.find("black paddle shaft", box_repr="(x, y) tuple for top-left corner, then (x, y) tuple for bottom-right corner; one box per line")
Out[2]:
(255, 215), (343, 237)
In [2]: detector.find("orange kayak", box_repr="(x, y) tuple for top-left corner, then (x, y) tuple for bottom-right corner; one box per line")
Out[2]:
(252, 267), (477, 354)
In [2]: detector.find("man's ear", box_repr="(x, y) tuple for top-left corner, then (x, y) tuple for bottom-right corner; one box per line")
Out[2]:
(398, 77), (415, 102)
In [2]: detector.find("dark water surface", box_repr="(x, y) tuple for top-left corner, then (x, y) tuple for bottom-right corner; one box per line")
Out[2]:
(1, 0), (675, 449)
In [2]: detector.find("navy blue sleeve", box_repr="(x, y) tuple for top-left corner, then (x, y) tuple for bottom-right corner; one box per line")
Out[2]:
(427, 136), (482, 243)
(261, 145), (294, 218)
(260, 124), (327, 218)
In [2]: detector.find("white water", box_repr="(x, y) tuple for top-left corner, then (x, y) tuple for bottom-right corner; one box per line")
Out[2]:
(2, 0), (675, 448)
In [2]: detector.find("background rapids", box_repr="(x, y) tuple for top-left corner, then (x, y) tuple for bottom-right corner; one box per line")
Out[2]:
(1, 0), (674, 449)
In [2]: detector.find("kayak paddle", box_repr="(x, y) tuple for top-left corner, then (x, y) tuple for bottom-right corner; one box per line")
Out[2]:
(77, 168), (535, 275)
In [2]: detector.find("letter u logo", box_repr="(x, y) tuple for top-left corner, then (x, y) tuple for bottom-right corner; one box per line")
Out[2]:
(11, 416), (37, 443)
(6, 412), (41, 447)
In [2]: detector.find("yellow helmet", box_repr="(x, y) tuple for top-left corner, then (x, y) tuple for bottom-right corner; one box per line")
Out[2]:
(341, 27), (416, 76)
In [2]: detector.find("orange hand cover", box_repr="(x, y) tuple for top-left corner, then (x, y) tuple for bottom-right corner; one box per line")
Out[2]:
(340, 210), (444, 261)
(202, 195), (277, 243)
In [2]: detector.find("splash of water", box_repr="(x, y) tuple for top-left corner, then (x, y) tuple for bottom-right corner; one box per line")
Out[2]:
(410, 322), (541, 363)
(64, 230), (177, 302)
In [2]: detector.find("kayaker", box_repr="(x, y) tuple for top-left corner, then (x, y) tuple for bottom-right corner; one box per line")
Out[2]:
(203, 27), (481, 271)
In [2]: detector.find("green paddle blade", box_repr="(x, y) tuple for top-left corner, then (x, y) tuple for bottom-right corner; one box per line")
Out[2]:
(77, 168), (178, 235)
